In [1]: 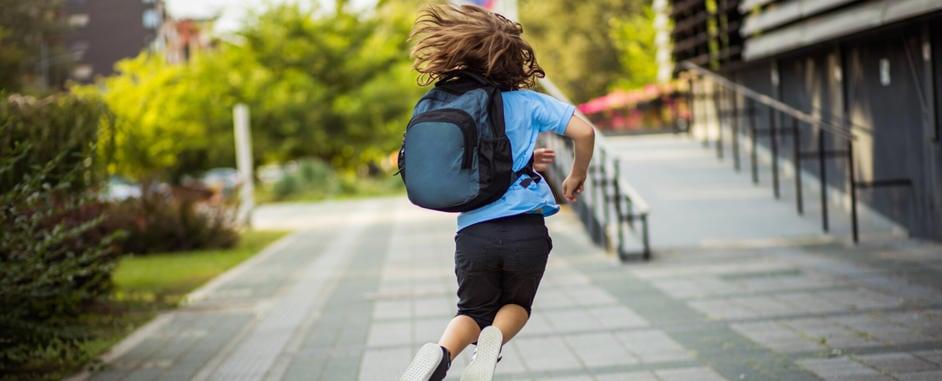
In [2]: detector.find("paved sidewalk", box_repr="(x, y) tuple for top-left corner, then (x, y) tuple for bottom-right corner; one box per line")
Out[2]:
(606, 134), (903, 249)
(88, 197), (942, 380)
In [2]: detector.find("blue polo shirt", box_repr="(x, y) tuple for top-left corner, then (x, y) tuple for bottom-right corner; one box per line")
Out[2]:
(457, 90), (575, 231)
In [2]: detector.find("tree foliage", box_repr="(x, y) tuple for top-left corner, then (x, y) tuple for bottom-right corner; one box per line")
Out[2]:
(87, 2), (423, 183)
(0, 93), (121, 372)
(519, 0), (656, 102)
(0, 0), (72, 93)
(610, 3), (659, 90)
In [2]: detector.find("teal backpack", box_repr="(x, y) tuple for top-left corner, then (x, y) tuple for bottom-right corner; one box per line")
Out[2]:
(397, 71), (539, 212)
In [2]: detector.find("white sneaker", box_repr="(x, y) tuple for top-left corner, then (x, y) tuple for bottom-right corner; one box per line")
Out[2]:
(460, 326), (503, 381)
(401, 343), (448, 381)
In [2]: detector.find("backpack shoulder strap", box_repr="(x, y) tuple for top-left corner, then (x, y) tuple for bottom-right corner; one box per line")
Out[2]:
(435, 71), (507, 138)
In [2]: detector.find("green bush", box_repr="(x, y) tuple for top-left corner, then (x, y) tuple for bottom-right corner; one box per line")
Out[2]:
(0, 94), (122, 372)
(269, 158), (340, 201)
(272, 174), (301, 200)
(104, 190), (239, 255)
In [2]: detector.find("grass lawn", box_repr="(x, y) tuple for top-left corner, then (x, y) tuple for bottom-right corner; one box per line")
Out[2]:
(24, 230), (289, 381)
(112, 230), (289, 305)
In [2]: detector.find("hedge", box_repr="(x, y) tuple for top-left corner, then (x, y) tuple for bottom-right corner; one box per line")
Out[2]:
(0, 93), (122, 372)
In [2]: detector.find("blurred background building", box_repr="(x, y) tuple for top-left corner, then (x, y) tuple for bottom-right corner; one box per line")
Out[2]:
(64, 0), (210, 82)
(668, 0), (942, 241)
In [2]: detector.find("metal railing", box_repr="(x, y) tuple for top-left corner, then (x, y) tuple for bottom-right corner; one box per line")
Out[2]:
(680, 62), (913, 242)
(539, 78), (652, 260)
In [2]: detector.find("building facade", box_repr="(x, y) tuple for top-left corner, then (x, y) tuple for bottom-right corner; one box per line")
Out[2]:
(65, 0), (167, 81)
(669, 0), (942, 241)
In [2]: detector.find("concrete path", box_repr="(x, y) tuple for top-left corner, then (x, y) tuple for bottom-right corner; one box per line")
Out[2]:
(86, 196), (942, 380)
(607, 134), (903, 250)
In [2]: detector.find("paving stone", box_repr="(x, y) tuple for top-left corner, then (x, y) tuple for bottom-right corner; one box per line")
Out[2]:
(543, 375), (593, 381)
(372, 300), (411, 320)
(564, 286), (618, 306)
(585, 305), (649, 329)
(818, 289), (903, 310)
(914, 349), (942, 365)
(615, 330), (692, 363)
(730, 321), (821, 352)
(655, 366), (727, 381)
(797, 357), (891, 380)
(412, 296), (454, 318)
(494, 342), (528, 375)
(366, 321), (412, 348)
(515, 336), (583, 372)
(564, 332), (638, 367)
(517, 312), (554, 337)
(775, 292), (845, 314)
(359, 347), (411, 381)
(544, 309), (601, 333)
(855, 352), (938, 374)
(593, 371), (658, 381)
(687, 299), (757, 320)
(734, 295), (797, 317)
(533, 289), (574, 309)
(897, 370), (942, 381)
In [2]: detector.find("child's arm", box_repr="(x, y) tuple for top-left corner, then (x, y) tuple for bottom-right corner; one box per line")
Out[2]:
(561, 114), (596, 202)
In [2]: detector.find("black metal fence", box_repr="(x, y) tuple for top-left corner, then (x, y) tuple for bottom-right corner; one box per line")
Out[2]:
(539, 79), (652, 260)
(681, 62), (913, 242)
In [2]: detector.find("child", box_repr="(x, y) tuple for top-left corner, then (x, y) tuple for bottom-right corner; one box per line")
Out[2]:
(400, 4), (595, 381)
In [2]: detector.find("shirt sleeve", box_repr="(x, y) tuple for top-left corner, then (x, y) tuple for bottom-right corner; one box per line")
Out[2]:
(529, 91), (576, 135)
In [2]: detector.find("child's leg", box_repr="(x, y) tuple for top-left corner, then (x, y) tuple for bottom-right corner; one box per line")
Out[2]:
(491, 304), (529, 344)
(437, 315), (480, 360)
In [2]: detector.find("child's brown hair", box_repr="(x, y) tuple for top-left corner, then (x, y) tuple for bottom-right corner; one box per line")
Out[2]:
(410, 4), (545, 90)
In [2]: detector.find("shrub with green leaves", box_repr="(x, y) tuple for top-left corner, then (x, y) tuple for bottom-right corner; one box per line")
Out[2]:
(0, 94), (122, 372)
(104, 190), (239, 255)
(270, 158), (340, 201)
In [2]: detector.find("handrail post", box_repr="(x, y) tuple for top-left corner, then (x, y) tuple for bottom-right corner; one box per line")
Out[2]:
(748, 99), (759, 184)
(641, 213), (651, 260)
(731, 87), (741, 171)
(714, 81), (724, 159)
(589, 153), (601, 245)
(818, 128), (829, 232)
(769, 107), (780, 199)
(792, 117), (803, 214)
(848, 140), (859, 243)
(599, 149), (610, 250)
(702, 79), (710, 147)
(687, 76), (696, 136)
(612, 159), (625, 259)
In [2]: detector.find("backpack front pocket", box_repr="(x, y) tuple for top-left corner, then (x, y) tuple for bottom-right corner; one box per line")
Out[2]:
(403, 109), (480, 210)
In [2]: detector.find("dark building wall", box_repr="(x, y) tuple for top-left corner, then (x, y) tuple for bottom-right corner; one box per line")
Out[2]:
(842, 24), (928, 234)
(66, 0), (162, 80)
(728, 15), (942, 240)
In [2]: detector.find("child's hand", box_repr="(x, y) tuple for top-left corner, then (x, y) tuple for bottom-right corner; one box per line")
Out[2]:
(533, 148), (556, 172)
(562, 173), (586, 202)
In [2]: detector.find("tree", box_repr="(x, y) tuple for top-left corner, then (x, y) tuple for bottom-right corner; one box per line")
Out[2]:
(519, 0), (653, 102)
(82, 54), (225, 182)
(610, 3), (658, 90)
(85, 1), (423, 182)
(0, 0), (72, 93)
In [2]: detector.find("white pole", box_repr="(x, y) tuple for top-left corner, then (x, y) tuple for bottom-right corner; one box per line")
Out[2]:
(653, 0), (673, 83)
(498, 0), (518, 22)
(233, 103), (254, 227)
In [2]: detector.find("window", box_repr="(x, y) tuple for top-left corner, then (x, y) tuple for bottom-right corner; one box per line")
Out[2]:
(72, 65), (93, 80)
(143, 9), (160, 29)
(70, 41), (89, 60)
(68, 14), (89, 27)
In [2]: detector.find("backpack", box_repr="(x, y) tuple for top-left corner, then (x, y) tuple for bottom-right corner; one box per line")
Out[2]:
(397, 71), (539, 213)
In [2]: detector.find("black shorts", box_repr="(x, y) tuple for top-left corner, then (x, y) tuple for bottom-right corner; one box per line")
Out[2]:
(454, 213), (552, 330)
